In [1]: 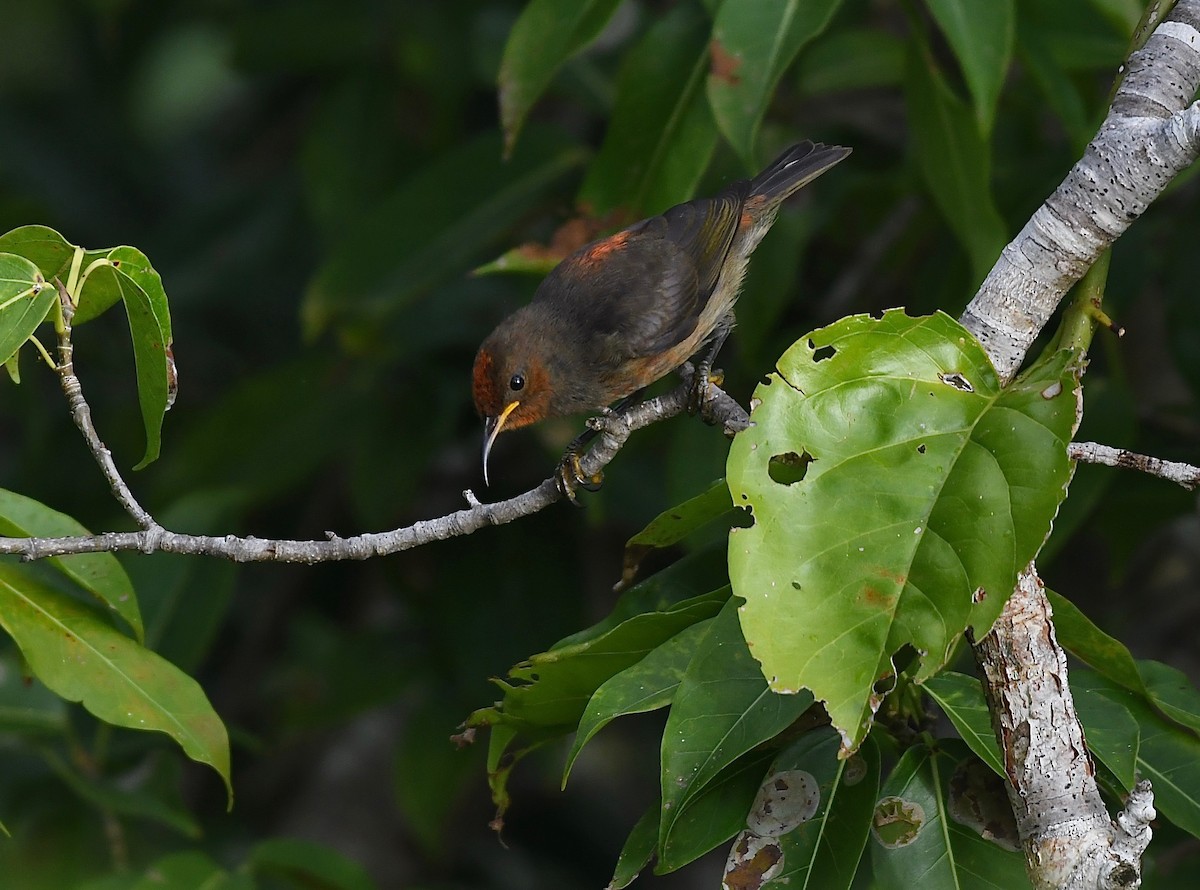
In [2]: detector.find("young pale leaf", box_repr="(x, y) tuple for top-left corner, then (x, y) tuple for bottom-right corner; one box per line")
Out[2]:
(728, 310), (1078, 753)
(922, 0), (1014, 135)
(579, 4), (719, 217)
(0, 489), (143, 641)
(0, 252), (54, 367)
(0, 564), (231, 802)
(870, 743), (1030, 889)
(923, 672), (1005, 778)
(75, 247), (175, 468)
(564, 619), (714, 786)
(498, 0), (624, 156)
(707, 0), (845, 165)
(764, 730), (881, 890)
(905, 44), (1007, 282)
(659, 600), (814, 857)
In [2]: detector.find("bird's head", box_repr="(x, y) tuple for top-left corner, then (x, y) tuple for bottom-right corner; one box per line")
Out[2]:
(472, 328), (556, 485)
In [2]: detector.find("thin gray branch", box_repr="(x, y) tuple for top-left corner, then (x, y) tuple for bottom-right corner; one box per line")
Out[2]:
(1070, 441), (1200, 490)
(0, 355), (749, 562)
(53, 279), (156, 531)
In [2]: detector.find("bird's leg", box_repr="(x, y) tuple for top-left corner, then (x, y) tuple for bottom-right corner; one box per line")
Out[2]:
(555, 394), (643, 504)
(688, 312), (735, 418)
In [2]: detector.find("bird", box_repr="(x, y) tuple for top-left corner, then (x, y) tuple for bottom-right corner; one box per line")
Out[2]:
(472, 139), (851, 497)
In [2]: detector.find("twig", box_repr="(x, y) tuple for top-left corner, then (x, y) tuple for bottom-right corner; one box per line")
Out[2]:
(1069, 441), (1200, 490)
(0, 346), (749, 562)
(53, 279), (157, 532)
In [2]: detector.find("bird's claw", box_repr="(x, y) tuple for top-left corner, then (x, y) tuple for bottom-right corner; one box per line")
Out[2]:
(687, 367), (724, 420)
(556, 450), (604, 505)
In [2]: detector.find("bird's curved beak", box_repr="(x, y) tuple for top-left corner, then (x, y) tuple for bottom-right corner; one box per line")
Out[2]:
(482, 400), (520, 486)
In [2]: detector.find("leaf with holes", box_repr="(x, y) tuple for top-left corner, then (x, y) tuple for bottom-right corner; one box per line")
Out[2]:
(727, 310), (1078, 753)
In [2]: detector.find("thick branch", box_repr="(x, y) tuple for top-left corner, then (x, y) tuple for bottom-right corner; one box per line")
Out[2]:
(962, 4), (1200, 887)
(962, 2), (1200, 384)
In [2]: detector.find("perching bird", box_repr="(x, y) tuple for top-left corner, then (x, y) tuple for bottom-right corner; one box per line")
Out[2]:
(473, 139), (851, 495)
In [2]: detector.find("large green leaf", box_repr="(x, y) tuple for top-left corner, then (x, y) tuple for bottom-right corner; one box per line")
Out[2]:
(0, 564), (231, 801)
(564, 618), (713, 785)
(727, 311), (1078, 752)
(923, 0), (1014, 135)
(905, 43), (1007, 283)
(0, 488), (143, 641)
(498, 0), (624, 155)
(127, 852), (253, 890)
(579, 4), (719, 217)
(764, 730), (881, 890)
(707, 0), (845, 165)
(0, 252), (54, 367)
(1071, 686), (1140, 791)
(870, 742), (1030, 889)
(75, 246), (175, 468)
(659, 600), (814, 856)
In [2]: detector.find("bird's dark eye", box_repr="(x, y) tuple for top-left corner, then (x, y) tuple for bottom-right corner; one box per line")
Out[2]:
(509, 373), (525, 392)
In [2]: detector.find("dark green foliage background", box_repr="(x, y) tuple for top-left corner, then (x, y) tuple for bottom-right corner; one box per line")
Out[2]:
(0, 0), (1197, 887)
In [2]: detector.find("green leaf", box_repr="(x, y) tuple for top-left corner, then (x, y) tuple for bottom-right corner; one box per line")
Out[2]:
(0, 252), (54, 367)
(498, 0), (624, 155)
(619, 479), (735, 589)
(553, 543), (729, 650)
(1137, 660), (1200, 736)
(76, 247), (175, 468)
(923, 0), (1014, 135)
(707, 0), (845, 165)
(905, 43), (1007, 282)
(579, 4), (719, 217)
(659, 600), (814, 856)
(727, 311), (1078, 752)
(0, 489), (143, 641)
(251, 837), (378, 890)
(657, 748), (777, 873)
(303, 129), (586, 337)
(870, 742), (1029, 889)
(0, 564), (232, 802)
(0, 225), (76, 282)
(609, 804), (658, 890)
(1047, 589), (1145, 693)
(923, 672), (1005, 779)
(1071, 686), (1140, 791)
(1072, 669), (1200, 838)
(764, 730), (881, 889)
(564, 618), (713, 785)
(471, 587), (727, 735)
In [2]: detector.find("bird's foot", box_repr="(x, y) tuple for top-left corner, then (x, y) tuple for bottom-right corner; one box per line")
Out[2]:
(687, 367), (725, 420)
(556, 448), (604, 506)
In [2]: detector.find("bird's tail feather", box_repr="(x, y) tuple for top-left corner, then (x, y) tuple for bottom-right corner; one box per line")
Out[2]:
(749, 141), (852, 203)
